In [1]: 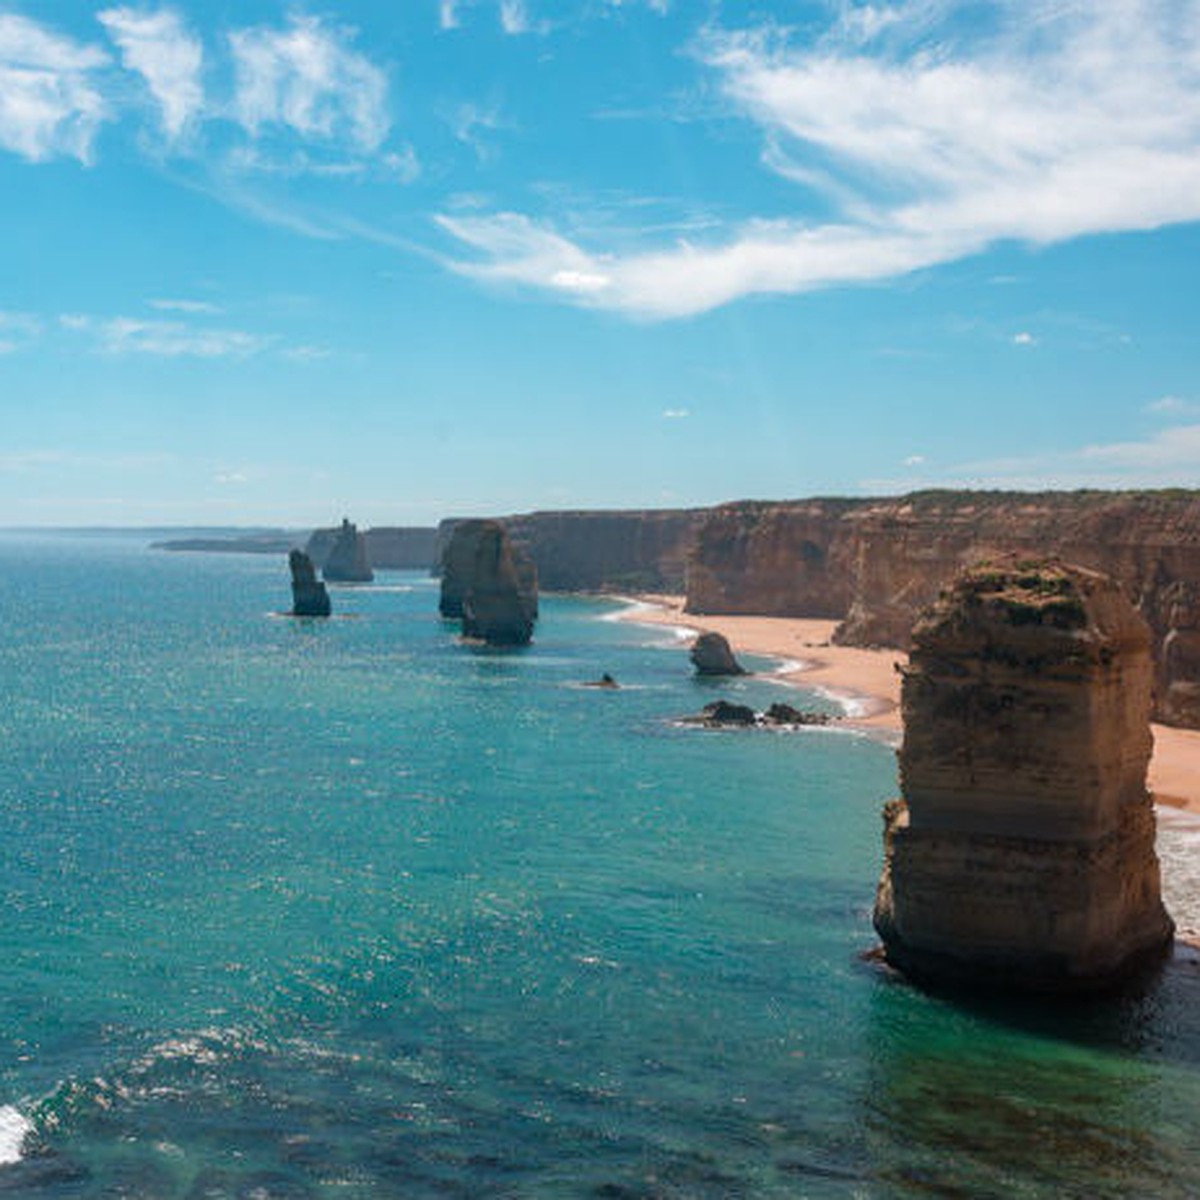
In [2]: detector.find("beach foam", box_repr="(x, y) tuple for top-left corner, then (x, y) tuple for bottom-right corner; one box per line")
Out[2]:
(0, 1106), (31, 1166)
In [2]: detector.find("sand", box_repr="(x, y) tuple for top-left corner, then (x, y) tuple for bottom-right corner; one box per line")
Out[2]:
(619, 594), (1200, 816)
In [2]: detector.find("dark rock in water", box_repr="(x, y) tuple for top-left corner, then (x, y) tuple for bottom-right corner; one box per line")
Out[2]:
(873, 558), (1174, 994)
(440, 520), (537, 645)
(289, 550), (331, 617)
(763, 702), (831, 726)
(320, 519), (373, 583)
(583, 673), (620, 689)
(689, 631), (746, 676)
(696, 700), (757, 726)
(440, 520), (538, 642)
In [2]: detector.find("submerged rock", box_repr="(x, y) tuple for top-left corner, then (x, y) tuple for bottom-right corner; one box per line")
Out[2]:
(873, 559), (1175, 993)
(321, 519), (374, 583)
(762, 702), (831, 726)
(583, 673), (620, 689)
(689, 632), (746, 676)
(289, 550), (331, 617)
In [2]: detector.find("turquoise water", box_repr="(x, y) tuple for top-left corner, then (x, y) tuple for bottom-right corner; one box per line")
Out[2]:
(1, 533), (1199, 1197)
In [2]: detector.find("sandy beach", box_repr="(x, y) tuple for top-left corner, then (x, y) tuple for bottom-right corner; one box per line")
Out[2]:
(619, 594), (1200, 816)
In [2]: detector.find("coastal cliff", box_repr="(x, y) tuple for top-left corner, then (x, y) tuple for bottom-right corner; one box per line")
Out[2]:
(314, 519), (374, 583)
(437, 509), (703, 594)
(873, 560), (1174, 992)
(685, 490), (1200, 728)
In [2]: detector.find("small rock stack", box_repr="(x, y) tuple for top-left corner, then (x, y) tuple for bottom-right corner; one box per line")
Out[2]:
(289, 550), (331, 617)
(874, 559), (1174, 992)
(321, 519), (374, 583)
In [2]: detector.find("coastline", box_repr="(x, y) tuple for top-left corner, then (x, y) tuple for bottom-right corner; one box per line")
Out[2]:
(616, 593), (1200, 818)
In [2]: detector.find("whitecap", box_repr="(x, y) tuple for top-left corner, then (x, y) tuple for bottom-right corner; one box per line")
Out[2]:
(0, 1106), (32, 1166)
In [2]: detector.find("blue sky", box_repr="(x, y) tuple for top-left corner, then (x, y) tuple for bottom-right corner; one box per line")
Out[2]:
(2, 0), (1199, 526)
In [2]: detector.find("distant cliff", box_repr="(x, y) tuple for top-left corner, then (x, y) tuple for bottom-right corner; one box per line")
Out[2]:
(306, 525), (437, 572)
(685, 490), (1200, 728)
(436, 509), (704, 593)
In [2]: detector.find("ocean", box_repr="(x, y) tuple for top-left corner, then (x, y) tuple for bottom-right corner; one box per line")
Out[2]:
(1, 532), (1199, 1198)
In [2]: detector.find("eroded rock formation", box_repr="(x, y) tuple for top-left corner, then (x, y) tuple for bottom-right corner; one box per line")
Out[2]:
(684, 491), (1200, 729)
(873, 559), (1174, 992)
(440, 520), (538, 645)
(689, 631), (746, 676)
(316, 519), (373, 583)
(289, 550), (331, 617)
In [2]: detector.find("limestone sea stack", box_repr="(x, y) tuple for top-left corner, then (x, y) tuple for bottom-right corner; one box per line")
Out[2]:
(873, 559), (1174, 993)
(289, 550), (331, 617)
(321, 519), (374, 583)
(689, 631), (746, 676)
(440, 520), (538, 646)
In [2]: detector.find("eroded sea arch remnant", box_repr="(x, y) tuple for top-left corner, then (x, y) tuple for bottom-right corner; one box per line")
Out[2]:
(873, 559), (1174, 992)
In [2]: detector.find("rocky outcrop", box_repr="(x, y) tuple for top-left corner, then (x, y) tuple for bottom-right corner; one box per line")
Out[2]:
(873, 559), (1174, 993)
(689, 632), (746, 676)
(289, 550), (331, 617)
(306, 519), (373, 582)
(682, 700), (832, 727)
(684, 490), (1200, 729)
(440, 520), (537, 645)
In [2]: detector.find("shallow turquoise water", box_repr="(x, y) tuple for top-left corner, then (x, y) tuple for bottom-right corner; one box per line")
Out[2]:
(0, 533), (1198, 1197)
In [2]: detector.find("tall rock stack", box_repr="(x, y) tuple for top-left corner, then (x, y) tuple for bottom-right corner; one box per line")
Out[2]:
(289, 550), (331, 617)
(440, 520), (538, 646)
(321, 519), (374, 583)
(874, 559), (1174, 992)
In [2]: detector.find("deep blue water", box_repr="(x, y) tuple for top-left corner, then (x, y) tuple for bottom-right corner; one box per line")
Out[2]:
(0, 533), (1199, 1197)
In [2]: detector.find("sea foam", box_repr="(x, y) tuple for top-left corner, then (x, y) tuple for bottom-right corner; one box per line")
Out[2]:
(0, 1106), (31, 1165)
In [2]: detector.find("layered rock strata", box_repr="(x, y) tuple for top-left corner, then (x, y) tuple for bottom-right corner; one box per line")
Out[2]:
(318, 519), (374, 583)
(873, 560), (1174, 992)
(440, 520), (538, 645)
(684, 491), (1200, 729)
(689, 631), (746, 676)
(289, 550), (331, 617)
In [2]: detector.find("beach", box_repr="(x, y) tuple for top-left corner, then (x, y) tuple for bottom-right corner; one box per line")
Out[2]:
(620, 594), (1200, 816)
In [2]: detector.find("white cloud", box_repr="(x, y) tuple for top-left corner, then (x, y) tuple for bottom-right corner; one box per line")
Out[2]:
(903, 453), (925, 466)
(1012, 331), (1036, 346)
(64, 314), (266, 357)
(97, 7), (203, 139)
(439, 1), (461, 30)
(149, 298), (222, 314)
(229, 16), (389, 152)
(1146, 395), (1198, 416)
(0, 310), (42, 351)
(440, 1), (1200, 318)
(662, 407), (689, 418)
(500, 1), (530, 34)
(0, 14), (109, 162)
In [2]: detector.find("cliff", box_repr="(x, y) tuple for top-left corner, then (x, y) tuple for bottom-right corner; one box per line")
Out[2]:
(685, 490), (1200, 728)
(364, 527), (437, 570)
(435, 509), (704, 593)
(873, 560), (1174, 992)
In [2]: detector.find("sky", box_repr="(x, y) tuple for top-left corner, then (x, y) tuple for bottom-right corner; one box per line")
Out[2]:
(2, 0), (1200, 527)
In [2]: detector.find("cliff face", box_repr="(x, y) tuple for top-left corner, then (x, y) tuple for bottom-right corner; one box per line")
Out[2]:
(685, 491), (1200, 728)
(363, 527), (437, 570)
(500, 509), (704, 593)
(306, 519), (374, 582)
(686, 499), (865, 616)
(874, 560), (1174, 992)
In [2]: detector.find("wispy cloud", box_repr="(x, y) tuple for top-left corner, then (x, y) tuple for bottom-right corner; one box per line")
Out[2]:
(0, 311), (42, 351)
(65, 314), (267, 358)
(1146, 395), (1200, 416)
(445, 99), (509, 160)
(1012, 331), (1036, 347)
(440, 1), (1200, 317)
(662, 407), (689, 419)
(98, 6), (203, 139)
(229, 16), (389, 152)
(149, 298), (222, 314)
(0, 14), (109, 162)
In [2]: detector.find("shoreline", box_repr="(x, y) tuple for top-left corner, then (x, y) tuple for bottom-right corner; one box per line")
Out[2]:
(615, 593), (1200, 818)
